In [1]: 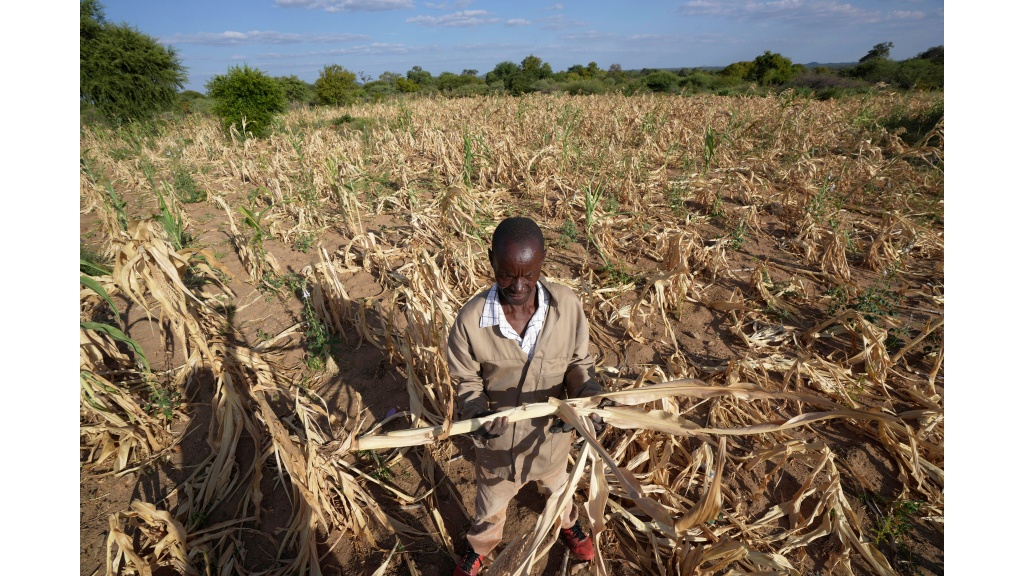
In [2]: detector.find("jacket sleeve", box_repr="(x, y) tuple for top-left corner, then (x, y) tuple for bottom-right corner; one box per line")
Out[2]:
(564, 294), (603, 399)
(447, 312), (489, 420)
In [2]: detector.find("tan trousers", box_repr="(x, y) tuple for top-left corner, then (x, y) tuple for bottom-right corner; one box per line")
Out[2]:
(466, 462), (578, 557)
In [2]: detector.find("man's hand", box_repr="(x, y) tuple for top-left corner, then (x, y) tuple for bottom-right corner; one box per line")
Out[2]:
(550, 398), (618, 435)
(473, 410), (508, 440)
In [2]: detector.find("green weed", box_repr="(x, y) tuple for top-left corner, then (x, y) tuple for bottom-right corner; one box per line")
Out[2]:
(355, 450), (397, 482)
(295, 277), (337, 370)
(144, 383), (181, 421)
(81, 245), (112, 276)
(293, 232), (317, 253)
(806, 176), (843, 230)
(557, 219), (578, 248)
(860, 494), (923, 568)
(729, 221), (748, 249)
(333, 113), (372, 133)
(666, 182), (689, 218)
(172, 166), (206, 203)
(597, 261), (638, 286)
(826, 269), (902, 324)
(82, 156), (129, 233)
(709, 193), (725, 220)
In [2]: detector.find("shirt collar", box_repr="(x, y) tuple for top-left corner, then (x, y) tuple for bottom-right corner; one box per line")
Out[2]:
(480, 281), (549, 330)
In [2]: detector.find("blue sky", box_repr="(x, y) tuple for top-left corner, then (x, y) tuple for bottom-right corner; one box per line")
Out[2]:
(94, 0), (944, 92)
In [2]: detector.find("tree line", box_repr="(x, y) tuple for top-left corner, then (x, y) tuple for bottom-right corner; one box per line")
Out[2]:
(81, 0), (943, 136)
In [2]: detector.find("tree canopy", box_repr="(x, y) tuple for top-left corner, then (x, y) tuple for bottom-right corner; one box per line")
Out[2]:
(80, 0), (187, 124)
(859, 42), (894, 63)
(314, 65), (359, 106)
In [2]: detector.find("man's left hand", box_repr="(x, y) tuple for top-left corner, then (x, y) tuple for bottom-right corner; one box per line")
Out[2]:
(587, 398), (618, 434)
(550, 398), (618, 435)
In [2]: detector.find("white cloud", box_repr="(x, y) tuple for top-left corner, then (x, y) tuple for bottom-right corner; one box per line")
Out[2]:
(241, 42), (425, 60)
(275, 0), (413, 12)
(890, 10), (927, 20)
(505, 18), (531, 26)
(561, 30), (618, 42)
(424, 0), (474, 8)
(544, 3), (565, 9)
(679, 0), (882, 25)
(628, 33), (674, 42)
(162, 30), (371, 46)
(406, 10), (501, 27)
(539, 14), (588, 30)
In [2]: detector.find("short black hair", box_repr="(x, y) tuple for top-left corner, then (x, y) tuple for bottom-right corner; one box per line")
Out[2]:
(491, 216), (545, 254)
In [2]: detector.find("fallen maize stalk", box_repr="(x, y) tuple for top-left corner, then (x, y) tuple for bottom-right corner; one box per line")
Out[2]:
(348, 379), (915, 451)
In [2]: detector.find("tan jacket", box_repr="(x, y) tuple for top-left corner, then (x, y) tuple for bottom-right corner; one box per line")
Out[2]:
(447, 278), (603, 482)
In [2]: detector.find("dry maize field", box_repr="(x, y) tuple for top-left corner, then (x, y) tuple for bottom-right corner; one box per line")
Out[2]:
(79, 90), (944, 576)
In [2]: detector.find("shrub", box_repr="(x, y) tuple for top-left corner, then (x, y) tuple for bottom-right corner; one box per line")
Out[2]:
(275, 75), (314, 105)
(643, 70), (681, 93)
(618, 79), (652, 96)
(892, 59), (943, 90)
(751, 51), (796, 85)
(680, 71), (745, 93)
(395, 78), (420, 93)
(314, 64), (359, 106)
(529, 78), (561, 94)
(788, 71), (869, 99)
(720, 61), (754, 80)
(177, 90), (213, 115)
(80, 0), (186, 124)
(565, 79), (607, 95)
(451, 83), (493, 98)
(206, 65), (287, 138)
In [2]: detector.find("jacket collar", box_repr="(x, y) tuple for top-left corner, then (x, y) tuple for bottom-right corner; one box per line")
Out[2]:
(532, 277), (562, 356)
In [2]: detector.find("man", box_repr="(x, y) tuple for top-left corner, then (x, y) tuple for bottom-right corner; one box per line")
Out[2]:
(446, 216), (605, 576)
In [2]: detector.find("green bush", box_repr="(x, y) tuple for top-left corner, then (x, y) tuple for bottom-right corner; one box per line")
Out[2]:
(451, 83), (494, 97)
(751, 51), (796, 85)
(395, 78), (420, 93)
(720, 61), (754, 80)
(314, 64), (360, 106)
(275, 75), (314, 105)
(643, 70), (681, 93)
(177, 90), (213, 115)
(680, 71), (745, 93)
(565, 79), (607, 95)
(529, 78), (561, 94)
(788, 72), (869, 100)
(892, 59), (943, 90)
(206, 65), (287, 138)
(80, 0), (186, 125)
(618, 79), (652, 96)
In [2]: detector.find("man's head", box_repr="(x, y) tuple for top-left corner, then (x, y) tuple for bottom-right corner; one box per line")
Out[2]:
(489, 217), (546, 307)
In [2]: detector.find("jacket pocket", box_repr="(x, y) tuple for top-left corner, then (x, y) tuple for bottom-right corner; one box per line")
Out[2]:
(541, 356), (569, 377)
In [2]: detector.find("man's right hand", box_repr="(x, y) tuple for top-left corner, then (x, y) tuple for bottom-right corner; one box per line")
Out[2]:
(473, 410), (508, 440)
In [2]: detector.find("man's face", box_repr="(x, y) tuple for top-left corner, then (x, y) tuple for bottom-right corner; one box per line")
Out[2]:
(490, 239), (545, 307)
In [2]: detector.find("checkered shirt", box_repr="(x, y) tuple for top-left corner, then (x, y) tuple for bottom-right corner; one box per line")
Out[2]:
(479, 282), (549, 359)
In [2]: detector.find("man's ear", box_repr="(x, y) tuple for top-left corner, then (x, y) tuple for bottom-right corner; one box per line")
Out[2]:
(487, 248), (493, 262)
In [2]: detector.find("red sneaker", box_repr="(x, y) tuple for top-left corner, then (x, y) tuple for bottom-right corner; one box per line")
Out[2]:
(453, 548), (483, 576)
(560, 521), (595, 561)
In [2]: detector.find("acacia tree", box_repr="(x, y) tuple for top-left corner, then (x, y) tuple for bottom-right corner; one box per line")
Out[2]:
(80, 0), (187, 124)
(859, 42), (894, 63)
